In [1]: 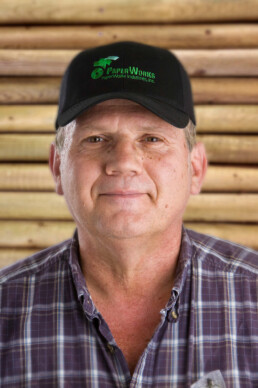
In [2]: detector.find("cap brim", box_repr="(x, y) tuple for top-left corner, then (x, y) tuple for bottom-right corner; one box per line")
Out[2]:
(55, 92), (190, 130)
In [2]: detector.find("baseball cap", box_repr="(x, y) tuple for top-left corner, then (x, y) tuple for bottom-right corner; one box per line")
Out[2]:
(55, 41), (195, 130)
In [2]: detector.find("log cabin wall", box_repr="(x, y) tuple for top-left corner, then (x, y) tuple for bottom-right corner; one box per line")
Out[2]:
(0, 0), (258, 268)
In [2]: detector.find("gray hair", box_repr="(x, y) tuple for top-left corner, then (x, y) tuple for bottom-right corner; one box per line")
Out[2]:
(55, 118), (196, 153)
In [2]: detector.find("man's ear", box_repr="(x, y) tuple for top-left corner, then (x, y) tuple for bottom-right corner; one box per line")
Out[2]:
(49, 142), (64, 195)
(190, 142), (208, 195)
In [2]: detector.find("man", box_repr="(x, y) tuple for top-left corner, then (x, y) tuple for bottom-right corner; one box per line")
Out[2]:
(0, 41), (257, 387)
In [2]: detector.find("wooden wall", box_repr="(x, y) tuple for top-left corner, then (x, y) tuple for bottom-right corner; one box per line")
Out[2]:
(0, 0), (258, 268)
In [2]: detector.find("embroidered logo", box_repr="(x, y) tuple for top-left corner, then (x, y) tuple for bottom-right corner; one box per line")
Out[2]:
(91, 56), (156, 83)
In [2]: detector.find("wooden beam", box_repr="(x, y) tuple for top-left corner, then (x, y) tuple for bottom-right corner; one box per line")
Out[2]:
(1, 220), (258, 251)
(191, 78), (258, 104)
(195, 105), (258, 133)
(186, 194), (258, 222)
(0, 24), (258, 49)
(0, 192), (258, 222)
(0, 220), (75, 248)
(176, 49), (258, 77)
(0, 78), (59, 104)
(1, 134), (258, 163)
(0, 164), (55, 191)
(0, 134), (55, 161)
(0, 0), (258, 24)
(1, 77), (257, 105)
(0, 248), (40, 268)
(1, 105), (258, 133)
(0, 49), (258, 76)
(1, 164), (258, 193)
(185, 223), (258, 250)
(0, 105), (57, 132)
(202, 166), (258, 193)
(198, 135), (258, 164)
(0, 192), (71, 220)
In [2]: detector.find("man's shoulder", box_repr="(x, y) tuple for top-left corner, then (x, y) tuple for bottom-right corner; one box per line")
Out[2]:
(0, 238), (73, 286)
(185, 227), (258, 277)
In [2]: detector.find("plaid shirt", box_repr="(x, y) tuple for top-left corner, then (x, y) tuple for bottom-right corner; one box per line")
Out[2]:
(0, 227), (258, 387)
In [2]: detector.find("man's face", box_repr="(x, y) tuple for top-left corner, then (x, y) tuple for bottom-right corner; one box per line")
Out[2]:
(50, 99), (206, 241)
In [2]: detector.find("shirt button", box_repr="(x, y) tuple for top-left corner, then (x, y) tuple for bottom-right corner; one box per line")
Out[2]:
(171, 310), (178, 319)
(107, 343), (115, 354)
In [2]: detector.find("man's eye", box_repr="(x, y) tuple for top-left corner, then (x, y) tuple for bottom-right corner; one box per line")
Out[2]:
(86, 136), (104, 143)
(145, 136), (161, 143)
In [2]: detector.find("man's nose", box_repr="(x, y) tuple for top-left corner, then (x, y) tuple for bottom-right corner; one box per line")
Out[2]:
(104, 139), (143, 176)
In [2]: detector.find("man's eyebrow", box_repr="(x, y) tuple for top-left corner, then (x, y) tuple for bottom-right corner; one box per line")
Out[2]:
(76, 123), (178, 137)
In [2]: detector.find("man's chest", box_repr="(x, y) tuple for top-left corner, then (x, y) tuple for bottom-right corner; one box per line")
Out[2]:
(96, 300), (166, 374)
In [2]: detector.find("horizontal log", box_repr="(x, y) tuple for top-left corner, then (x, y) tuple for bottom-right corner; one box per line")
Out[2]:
(1, 220), (258, 251)
(0, 164), (55, 191)
(0, 24), (258, 49)
(1, 0), (258, 24)
(0, 221), (258, 250)
(0, 78), (59, 104)
(202, 166), (258, 192)
(0, 248), (39, 269)
(191, 78), (258, 104)
(186, 194), (258, 222)
(0, 192), (258, 222)
(176, 49), (258, 77)
(1, 49), (258, 76)
(0, 105), (57, 132)
(0, 192), (71, 220)
(185, 223), (258, 250)
(1, 134), (258, 164)
(1, 220), (258, 250)
(1, 164), (258, 193)
(198, 135), (258, 164)
(195, 105), (258, 133)
(1, 105), (258, 133)
(0, 49), (77, 76)
(1, 78), (257, 105)
(0, 134), (55, 161)
(0, 220), (75, 248)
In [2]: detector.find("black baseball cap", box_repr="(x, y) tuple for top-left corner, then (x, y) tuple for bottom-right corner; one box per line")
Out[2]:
(55, 41), (195, 130)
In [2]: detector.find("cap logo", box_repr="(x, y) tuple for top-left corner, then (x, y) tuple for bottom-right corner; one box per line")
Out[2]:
(91, 56), (156, 83)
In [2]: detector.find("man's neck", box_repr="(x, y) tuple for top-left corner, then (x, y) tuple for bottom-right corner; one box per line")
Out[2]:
(77, 224), (182, 300)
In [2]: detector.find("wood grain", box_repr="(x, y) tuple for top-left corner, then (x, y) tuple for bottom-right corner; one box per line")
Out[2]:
(0, 78), (59, 104)
(1, 105), (258, 133)
(1, 220), (257, 250)
(1, 49), (258, 76)
(0, 24), (258, 49)
(0, 0), (258, 24)
(0, 248), (40, 268)
(0, 220), (75, 248)
(1, 78), (257, 105)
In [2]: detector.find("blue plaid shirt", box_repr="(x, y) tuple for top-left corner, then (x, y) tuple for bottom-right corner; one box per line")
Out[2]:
(1, 227), (258, 387)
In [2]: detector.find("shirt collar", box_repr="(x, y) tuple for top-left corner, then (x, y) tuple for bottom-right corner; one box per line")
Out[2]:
(165, 226), (193, 314)
(68, 229), (97, 319)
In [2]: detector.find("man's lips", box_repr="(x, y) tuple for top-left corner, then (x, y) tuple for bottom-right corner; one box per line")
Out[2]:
(100, 191), (145, 197)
